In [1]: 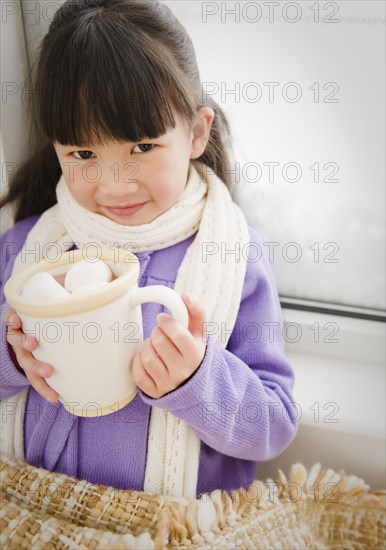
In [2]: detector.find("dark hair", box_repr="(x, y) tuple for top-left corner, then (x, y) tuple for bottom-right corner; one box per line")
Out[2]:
(1, 0), (234, 222)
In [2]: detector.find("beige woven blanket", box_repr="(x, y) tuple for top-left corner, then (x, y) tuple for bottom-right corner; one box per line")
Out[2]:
(1, 454), (385, 549)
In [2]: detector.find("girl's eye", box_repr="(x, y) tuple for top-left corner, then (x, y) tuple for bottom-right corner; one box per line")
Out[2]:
(72, 150), (95, 160)
(133, 144), (155, 153)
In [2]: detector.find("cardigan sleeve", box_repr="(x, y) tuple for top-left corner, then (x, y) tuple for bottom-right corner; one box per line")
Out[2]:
(138, 226), (299, 462)
(0, 217), (39, 400)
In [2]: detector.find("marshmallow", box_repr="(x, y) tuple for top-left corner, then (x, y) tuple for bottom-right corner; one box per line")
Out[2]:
(21, 272), (70, 300)
(64, 259), (113, 293)
(72, 282), (110, 295)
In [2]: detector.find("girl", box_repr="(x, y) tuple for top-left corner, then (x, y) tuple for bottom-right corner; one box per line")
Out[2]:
(0, 0), (298, 499)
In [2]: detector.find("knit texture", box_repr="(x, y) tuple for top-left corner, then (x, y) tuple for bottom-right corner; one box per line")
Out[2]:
(1, 217), (299, 498)
(1, 454), (384, 549)
(11, 163), (207, 273)
(2, 160), (250, 498)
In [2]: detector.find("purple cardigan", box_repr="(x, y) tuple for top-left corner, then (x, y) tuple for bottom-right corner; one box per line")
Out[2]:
(0, 216), (298, 498)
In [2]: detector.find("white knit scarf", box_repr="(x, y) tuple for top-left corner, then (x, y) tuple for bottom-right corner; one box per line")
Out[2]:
(1, 160), (250, 498)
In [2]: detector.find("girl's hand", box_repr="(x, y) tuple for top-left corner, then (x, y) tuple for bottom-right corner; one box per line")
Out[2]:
(3, 308), (59, 404)
(132, 293), (207, 398)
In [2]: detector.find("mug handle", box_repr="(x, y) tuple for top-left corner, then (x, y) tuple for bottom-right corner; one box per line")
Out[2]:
(128, 286), (189, 329)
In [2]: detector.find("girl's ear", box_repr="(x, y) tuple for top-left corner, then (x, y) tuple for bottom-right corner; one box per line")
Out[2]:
(190, 107), (215, 159)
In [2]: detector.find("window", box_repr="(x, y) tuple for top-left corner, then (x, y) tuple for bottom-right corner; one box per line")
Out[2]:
(3, 1), (385, 319)
(166, 4), (385, 486)
(166, 0), (385, 318)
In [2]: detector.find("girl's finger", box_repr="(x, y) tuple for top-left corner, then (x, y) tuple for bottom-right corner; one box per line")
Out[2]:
(2, 308), (22, 329)
(15, 348), (58, 403)
(13, 346), (53, 379)
(132, 354), (158, 397)
(140, 338), (168, 382)
(5, 319), (59, 403)
(26, 370), (59, 404)
(6, 326), (38, 353)
(150, 326), (181, 373)
(156, 314), (194, 356)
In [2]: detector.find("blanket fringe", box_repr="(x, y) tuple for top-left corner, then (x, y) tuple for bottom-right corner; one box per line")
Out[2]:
(1, 454), (385, 549)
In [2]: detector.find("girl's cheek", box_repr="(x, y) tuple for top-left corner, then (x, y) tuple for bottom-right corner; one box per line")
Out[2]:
(60, 161), (81, 185)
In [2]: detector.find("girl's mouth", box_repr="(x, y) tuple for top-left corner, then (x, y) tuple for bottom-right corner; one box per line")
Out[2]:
(103, 202), (148, 217)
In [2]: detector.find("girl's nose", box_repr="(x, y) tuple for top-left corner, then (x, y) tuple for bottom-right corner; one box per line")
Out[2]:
(100, 180), (139, 194)
(98, 171), (140, 196)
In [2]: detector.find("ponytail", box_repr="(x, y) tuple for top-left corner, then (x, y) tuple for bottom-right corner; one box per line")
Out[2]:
(0, 143), (61, 222)
(198, 97), (234, 189)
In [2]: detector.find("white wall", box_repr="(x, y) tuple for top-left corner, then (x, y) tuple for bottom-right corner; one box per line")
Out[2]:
(258, 310), (385, 490)
(166, 0), (385, 312)
(0, 0), (30, 233)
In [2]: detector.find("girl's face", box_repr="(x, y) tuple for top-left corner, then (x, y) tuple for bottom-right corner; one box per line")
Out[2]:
(53, 109), (213, 226)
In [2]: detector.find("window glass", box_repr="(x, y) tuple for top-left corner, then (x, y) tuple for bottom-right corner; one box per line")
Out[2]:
(165, 1), (385, 312)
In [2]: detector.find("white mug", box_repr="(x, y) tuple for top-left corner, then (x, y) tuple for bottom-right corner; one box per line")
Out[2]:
(4, 248), (189, 417)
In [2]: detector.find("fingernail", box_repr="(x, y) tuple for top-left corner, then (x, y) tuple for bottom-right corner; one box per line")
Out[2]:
(9, 315), (17, 325)
(38, 368), (46, 376)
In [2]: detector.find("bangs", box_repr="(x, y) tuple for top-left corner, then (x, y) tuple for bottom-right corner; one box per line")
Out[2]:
(37, 12), (195, 146)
